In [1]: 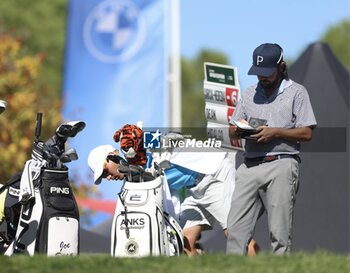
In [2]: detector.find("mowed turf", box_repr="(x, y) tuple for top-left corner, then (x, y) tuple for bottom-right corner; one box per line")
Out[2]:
(0, 251), (349, 273)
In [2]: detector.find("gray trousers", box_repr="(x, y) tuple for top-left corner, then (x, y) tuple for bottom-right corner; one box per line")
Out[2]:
(226, 157), (299, 255)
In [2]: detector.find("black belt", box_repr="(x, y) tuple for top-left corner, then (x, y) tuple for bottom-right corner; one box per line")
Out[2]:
(244, 154), (300, 164)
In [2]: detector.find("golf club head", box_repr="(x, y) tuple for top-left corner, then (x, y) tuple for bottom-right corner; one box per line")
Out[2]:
(43, 136), (65, 158)
(43, 150), (60, 167)
(65, 148), (78, 160)
(0, 100), (7, 115)
(59, 155), (71, 163)
(60, 148), (78, 163)
(129, 164), (144, 174)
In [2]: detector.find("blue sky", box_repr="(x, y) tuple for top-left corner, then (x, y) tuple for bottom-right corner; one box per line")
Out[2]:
(180, 0), (350, 89)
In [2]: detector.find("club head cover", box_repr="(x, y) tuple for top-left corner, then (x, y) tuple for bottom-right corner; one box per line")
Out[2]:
(56, 121), (86, 138)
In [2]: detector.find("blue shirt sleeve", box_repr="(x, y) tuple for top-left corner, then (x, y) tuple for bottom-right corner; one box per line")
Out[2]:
(164, 163), (198, 190)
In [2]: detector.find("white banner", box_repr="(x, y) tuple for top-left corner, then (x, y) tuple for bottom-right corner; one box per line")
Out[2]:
(203, 62), (242, 151)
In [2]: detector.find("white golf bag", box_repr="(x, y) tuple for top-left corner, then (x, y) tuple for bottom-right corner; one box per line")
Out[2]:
(3, 113), (84, 256)
(110, 164), (184, 257)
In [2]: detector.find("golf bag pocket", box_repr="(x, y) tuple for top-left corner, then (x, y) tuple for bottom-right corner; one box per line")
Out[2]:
(36, 168), (79, 256)
(46, 217), (79, 256)
(45, 182), (75, 211)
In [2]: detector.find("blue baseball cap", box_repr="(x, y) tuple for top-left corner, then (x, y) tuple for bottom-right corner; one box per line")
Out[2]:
(248, 43), (283, 77)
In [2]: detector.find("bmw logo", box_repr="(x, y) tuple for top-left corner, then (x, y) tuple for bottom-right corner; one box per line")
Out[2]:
(83, 0), (146, 63)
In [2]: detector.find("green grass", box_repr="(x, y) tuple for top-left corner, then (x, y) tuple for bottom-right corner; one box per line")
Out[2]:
(0, 252), (349, 273)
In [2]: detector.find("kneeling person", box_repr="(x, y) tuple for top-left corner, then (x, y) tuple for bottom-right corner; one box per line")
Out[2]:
(88, 145), (125, 184)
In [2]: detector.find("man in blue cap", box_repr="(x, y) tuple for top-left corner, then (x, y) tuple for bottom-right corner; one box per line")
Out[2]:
(226, 43), (317, 255)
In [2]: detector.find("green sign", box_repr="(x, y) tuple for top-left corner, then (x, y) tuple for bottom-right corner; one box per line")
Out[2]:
(204, 62), (237, 86)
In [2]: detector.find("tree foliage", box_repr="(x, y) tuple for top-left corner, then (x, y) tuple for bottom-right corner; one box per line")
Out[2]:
(321, 19), (350, 70)
(0, 34), (62, 182)
(0, 0), (68, 99)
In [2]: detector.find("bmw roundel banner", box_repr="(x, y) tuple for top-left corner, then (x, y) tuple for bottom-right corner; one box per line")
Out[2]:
(63, 0), (169, 200)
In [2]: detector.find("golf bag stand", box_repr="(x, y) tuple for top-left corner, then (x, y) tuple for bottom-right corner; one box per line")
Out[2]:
(111, 172), (184, 257)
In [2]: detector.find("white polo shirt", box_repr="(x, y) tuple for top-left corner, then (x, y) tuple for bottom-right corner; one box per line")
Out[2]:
(230, 79), (317, 158)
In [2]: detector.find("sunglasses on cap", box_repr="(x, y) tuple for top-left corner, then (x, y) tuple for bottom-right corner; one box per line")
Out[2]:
(107, 154), (124, 164)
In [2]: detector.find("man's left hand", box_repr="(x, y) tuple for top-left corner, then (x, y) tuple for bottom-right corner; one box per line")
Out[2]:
(250, 126), (275, 143)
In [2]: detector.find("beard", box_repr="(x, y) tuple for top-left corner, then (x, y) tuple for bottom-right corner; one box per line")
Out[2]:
(259, 77), (279, 89)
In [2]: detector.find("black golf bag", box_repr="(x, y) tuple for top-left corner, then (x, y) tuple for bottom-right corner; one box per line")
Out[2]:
(2, 113), (84, 256)
(35, 167), (79, 255)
